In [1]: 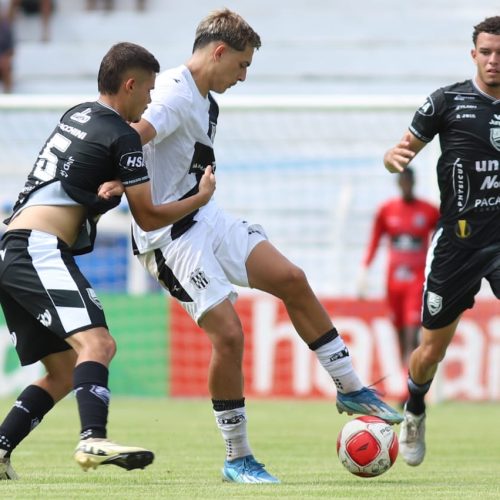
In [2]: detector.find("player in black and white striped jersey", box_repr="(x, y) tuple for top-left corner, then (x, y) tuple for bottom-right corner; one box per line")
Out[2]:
(131, 8), (403, 484)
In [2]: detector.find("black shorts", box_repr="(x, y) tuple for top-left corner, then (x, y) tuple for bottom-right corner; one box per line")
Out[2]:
(422, 228), (500, 329)
(0, 230), (108, 365)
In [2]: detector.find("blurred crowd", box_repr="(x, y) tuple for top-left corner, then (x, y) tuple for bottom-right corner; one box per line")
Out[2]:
(0, 0), (148, 93)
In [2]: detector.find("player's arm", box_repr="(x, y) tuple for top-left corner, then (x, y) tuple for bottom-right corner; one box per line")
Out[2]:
(131, 118), (157, 146)
(124, 165), (215, 231)
(384, 131), (426, 173)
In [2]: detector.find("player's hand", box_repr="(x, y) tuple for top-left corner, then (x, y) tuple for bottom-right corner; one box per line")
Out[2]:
(198, 165), (216, 204)
(98, 180), (125, 199)
(384, 132), (415, 173)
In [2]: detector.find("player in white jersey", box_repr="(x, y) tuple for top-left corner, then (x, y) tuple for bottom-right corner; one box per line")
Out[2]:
(131, 8), (403, 484)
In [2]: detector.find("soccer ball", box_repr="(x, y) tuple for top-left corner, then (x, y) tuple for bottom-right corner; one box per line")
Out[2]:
(336, 416), (398, 478)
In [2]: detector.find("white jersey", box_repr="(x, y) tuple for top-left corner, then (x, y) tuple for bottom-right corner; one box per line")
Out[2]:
(131, 64), (219, 254)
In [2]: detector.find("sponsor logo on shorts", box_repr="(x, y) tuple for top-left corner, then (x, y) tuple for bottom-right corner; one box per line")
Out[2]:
(37, 309), (52, 327)
(87, 288), (103, 310)
(0, 249), (6, 260)
(9, 331), (16, 346)
(189, 268), (209, 290)
(426, 291), (443, 316)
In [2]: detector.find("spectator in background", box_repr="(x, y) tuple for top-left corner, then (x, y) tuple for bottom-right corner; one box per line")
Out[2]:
(0, 4), (14, 92)
(8, 0), (53, 43)
(86, 0), (146, 11)
(357, 167), (439, 369)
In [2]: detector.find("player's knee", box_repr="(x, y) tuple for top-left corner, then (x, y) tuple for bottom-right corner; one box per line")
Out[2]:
(278, 264), (309, 297)
(72, 328), (117, 362)
(420, 342), (447, 365)
(211, 325), (244, 357)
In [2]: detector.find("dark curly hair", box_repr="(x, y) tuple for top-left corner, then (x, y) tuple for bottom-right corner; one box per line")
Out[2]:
(472, 16), (500, 46)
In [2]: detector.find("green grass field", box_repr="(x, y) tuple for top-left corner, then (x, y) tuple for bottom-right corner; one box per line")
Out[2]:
(0, 398), (499, 499)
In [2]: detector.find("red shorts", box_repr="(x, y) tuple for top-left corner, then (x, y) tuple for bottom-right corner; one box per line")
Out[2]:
(386, 281), (423, 331)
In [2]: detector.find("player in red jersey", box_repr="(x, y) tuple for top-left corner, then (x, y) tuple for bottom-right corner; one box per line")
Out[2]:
(358, 167), (439, 367)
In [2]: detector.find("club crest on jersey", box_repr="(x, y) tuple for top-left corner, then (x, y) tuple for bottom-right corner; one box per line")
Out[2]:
(417, 96), (434, 116)
(426, 291), (442, 316)
(189, 268), (209, 290)
(490, 127), (500, 152)
(120, 151), (144, 170)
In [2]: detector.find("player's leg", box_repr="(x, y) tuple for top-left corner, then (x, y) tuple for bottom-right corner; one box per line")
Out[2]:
(137, 228), (278, 483)
(399, 319), (458, 466)
(199, 302), (279, 483)
(0, 349), (76, 480)
(387, 286), (405, 362)
(246, 240), (402, 424)
(0, 230), (153, 472)
(401, 282), (424, 367)
(67, 327), (154, 471)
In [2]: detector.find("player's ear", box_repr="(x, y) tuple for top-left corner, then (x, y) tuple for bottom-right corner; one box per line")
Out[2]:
(213, 43), (226, 61)
(470, 48), (478, 64)
(124, 77), (135, 92)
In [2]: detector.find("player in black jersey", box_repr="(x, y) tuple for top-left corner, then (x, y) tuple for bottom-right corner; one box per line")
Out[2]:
(383, 16), (500, 467)
(0, 42), (215, 480)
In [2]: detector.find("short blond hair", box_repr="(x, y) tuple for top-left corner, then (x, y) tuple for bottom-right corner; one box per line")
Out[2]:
(193, 8), (261, 52)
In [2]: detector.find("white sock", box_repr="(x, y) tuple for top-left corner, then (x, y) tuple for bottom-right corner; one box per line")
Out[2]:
(314, 337), (363, 394)
(214, 406), (252, 461)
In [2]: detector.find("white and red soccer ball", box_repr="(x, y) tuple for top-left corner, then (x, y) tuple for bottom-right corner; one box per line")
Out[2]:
(337, 416), (398, 477)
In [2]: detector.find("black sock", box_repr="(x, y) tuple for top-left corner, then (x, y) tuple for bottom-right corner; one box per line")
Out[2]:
(406, 375), (432, 415)
(73, 361), (110, 440)
(212, 398), (245, 412)
(307, 328), (339, 351)
(0, 385), (54, 457)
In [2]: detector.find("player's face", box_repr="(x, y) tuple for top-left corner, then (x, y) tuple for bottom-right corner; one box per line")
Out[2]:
(212, 43), (254, 93)
(128, 70), (156, 123)
(472, 32), (500, 92)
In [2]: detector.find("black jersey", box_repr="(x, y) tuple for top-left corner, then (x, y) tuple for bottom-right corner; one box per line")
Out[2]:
(5, 101), (150, 254)
(410, 79), (500, 248)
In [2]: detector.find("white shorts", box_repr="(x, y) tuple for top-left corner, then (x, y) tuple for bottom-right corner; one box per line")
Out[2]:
(137, 210), (267, 323)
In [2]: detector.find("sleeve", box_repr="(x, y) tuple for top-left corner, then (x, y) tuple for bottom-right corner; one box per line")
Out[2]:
(114, 132), (150, 187)
(363, 204), (386, 267)
(142, 84), (184, 144)
(409, 88), (446, 143)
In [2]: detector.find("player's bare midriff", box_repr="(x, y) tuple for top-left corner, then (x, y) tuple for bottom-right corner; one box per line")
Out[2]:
(6, 205), (87, 247)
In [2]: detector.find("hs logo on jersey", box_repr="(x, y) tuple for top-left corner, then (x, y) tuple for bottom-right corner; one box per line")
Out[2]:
(120, 151), (144, 170)
(189, 268), (209, 290)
